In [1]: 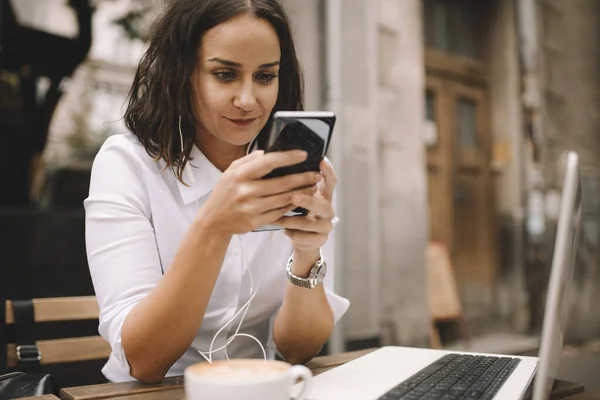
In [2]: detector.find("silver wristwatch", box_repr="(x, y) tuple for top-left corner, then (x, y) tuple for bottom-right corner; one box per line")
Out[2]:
(286, 249), (327, 289)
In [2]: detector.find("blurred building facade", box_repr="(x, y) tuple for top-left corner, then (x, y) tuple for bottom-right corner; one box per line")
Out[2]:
(285, 0), (600, 349)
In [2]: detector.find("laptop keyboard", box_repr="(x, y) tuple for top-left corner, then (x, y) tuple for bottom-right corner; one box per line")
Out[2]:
(376, 353), (521, 400)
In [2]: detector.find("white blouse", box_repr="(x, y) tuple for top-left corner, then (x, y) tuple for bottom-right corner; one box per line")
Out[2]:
(84, 133), (350, 382)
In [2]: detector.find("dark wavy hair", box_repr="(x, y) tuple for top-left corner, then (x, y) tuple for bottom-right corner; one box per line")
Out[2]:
(124, 0), (304, 183)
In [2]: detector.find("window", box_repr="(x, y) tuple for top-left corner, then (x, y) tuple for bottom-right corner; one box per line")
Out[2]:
(457, 98), (477, 148)
(423, 0), (483, 59)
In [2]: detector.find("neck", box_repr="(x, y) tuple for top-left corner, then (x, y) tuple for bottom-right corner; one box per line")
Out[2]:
(195, 129), (247, 172)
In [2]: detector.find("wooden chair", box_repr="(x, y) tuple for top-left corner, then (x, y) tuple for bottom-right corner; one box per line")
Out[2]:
(0, 209), (110, 386)
(5, 296), (111, 369)
(427, 242), (471, 349)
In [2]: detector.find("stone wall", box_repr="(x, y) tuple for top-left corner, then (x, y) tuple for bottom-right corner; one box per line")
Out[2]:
(377, 0), (430, 346)
(287, 0), (431, 346)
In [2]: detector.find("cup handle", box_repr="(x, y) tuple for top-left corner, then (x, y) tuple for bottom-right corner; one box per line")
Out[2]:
(289, 365), (313, 400)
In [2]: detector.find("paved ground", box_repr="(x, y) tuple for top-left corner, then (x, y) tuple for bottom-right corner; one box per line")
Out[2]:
(446, 332), (540, 355)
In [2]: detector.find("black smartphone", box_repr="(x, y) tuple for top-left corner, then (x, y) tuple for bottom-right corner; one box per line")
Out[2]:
(251, 111), (336, 231)
(260, 111), (335, 181)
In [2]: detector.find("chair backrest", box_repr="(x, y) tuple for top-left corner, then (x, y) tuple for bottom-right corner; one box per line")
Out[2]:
(427, 242), (463, 320)
(0, 209), (108, 386)
(5, 296), (111, 368)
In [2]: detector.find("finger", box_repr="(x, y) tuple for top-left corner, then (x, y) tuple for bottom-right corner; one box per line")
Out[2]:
(290, 194), (334, 219)
(319, 159), (337, 202)
(256, 185), (319, 214)
(241, 150), (308, 180)
(272, 215), (332, 234)
(230, 150), (264, 169)
(256, 204), (297, 227)
(257, 171), (323, 196)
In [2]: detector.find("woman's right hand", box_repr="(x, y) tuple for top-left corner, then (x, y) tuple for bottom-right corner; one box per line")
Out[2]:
(198, 150), (322, 235)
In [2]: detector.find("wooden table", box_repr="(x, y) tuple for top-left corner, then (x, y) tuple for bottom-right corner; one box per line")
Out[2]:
(59, 348), (374, 400)
(55, 348), (592, 400)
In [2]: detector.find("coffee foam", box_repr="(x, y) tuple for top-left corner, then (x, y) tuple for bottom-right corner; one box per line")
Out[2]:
(188, 360), (288, 381)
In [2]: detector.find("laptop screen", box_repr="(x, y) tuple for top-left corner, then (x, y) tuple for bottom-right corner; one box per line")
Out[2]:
(532, 152), (582, 400)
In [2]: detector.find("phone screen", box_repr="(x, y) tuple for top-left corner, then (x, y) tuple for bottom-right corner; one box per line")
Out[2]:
(261, 114), (334, 180)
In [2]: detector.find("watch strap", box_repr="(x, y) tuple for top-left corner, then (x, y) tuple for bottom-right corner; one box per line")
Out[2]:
(286, 249), (325, 289)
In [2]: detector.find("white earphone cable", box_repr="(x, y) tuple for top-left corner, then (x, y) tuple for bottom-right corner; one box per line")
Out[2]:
(179, 114), (268, 363)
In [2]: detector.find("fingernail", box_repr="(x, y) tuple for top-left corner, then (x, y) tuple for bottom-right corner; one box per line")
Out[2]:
(298, 150), (308, 158)
(315, 173), (323, 181)
(293, 195), (302, 203)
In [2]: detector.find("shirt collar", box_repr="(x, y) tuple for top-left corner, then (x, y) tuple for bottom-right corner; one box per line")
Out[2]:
(176, 144), (223, 205)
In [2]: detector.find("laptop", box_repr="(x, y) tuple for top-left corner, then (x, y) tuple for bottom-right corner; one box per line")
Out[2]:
(303, 151), (582, 400)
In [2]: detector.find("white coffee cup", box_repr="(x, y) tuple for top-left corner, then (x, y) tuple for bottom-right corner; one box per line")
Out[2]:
(184, 359), (313, 400)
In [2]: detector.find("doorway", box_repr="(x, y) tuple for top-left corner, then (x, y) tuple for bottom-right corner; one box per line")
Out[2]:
(423, 0), (496, 312)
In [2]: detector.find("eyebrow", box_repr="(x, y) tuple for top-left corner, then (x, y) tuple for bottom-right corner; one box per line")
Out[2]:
(207, 57), (280, 69)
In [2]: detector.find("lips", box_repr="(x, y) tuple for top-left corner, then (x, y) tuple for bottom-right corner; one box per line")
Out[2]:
(226, 117), (258, 126)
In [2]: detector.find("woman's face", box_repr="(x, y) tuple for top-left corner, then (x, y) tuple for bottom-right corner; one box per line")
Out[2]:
(191, 14), (281, 149)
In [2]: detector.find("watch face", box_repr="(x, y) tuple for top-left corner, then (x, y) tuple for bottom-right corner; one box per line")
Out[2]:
(310, 260), (327, 287)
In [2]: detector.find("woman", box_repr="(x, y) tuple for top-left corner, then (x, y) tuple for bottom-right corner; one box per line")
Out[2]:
(85, 0), (349, 384)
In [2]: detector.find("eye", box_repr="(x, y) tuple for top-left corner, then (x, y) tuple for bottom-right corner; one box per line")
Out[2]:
(212, 70), (237, 83)
(255, 72), (278, 84)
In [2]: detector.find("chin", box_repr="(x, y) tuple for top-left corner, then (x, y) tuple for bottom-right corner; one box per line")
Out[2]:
(220, 132), (258, 148)
(221, 127), (264, 147)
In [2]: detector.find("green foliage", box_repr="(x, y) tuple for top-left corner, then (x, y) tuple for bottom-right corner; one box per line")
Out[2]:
(112, 7), (151, 41)
(108, 0), (161, 41)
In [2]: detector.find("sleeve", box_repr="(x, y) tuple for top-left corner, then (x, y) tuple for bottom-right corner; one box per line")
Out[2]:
(84, 135), (164, 373)
(319, 210), (350, 324)
(311, 157), (350, 322)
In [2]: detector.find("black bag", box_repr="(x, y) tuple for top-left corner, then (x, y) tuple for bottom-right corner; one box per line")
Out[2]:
(0, 372), (59, 400)
(0, 298), (60, 399)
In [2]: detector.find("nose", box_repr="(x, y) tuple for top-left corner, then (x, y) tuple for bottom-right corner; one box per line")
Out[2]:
(233, 80), (257, 112)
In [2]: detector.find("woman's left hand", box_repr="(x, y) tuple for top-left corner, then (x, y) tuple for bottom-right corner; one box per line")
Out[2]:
(273, 159), (336, 255)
